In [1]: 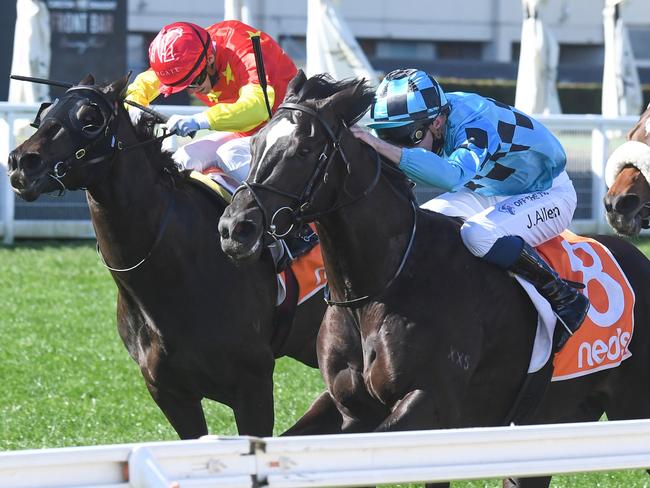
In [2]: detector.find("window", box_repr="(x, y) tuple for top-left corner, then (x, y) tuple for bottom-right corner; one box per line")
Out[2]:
(376, 40), (435, 60)
(437, 42), (483, 60)
(511, 42), (520, 62)
(628, 26), (650, 67)
(279, 35), (306, 69)
(559, 44), (604, 65)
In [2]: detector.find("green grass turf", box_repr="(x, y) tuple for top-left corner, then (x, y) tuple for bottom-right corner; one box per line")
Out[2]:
(1, 239), (649, 487)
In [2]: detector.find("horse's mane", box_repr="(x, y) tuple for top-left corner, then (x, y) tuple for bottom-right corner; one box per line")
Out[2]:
(132, 113), (182, 176)
(289, 73), (374, 126)
(288, 73), (415, 201)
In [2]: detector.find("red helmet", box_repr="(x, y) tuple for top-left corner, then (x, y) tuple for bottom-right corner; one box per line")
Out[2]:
(148, 22), (212, 96)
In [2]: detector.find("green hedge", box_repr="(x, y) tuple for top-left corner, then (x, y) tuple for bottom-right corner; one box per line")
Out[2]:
(438, 77), (650, 115)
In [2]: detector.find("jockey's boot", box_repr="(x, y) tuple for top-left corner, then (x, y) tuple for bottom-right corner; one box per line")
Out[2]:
(275, 224), (319, 273)
(509, 242), (590, 351)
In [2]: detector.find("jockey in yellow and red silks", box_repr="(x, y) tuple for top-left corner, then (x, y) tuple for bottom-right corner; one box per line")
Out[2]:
(126, 20), (297, 189)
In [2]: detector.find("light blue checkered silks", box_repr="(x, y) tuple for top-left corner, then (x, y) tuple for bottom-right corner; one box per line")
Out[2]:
(368, 69), (448, 129)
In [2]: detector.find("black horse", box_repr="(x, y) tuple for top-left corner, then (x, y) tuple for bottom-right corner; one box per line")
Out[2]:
(7, 74), (326, 439)
(220, 72), (650, 487)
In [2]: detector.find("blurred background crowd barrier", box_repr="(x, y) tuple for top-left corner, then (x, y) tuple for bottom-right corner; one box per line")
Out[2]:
(1, 0), (649, 244)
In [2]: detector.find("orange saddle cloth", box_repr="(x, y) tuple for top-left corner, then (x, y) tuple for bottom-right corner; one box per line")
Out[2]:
(536, 231), (635, 381)
(286, 243), (327, 304)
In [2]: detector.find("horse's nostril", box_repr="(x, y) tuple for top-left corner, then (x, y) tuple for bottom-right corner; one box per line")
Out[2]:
(219, 222), (230, 240)
(18, 153), (44, 175)
(233, 220), (257, 242)
(614, 194), (641, 214)
(604, 200), (613, 213)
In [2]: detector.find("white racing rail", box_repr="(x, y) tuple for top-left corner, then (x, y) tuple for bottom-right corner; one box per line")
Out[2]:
(1, 419), (650, 487)
(0, 103), (196, 244)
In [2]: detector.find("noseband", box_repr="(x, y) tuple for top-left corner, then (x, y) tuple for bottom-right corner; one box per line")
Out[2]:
(234, 102), (381, 238)
(36, 85), (171, 196)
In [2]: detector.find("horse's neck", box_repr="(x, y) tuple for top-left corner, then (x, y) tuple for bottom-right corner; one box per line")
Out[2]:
(87, 131), (170, 268)
(316, 175), (414, 301)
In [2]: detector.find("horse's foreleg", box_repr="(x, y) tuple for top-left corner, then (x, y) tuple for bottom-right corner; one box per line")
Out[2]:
(146, 384), (208, 439)
(232, 377), (275, 437)
(374, 389), (438, 432)
(282, 391), (344, 436)
(373, 390), (448, 488)
(503, 476), (551, 488)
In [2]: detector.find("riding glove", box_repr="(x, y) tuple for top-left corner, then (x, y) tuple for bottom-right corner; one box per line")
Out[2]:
(166, 113), (210, 137)
(127, 106), (143, 126)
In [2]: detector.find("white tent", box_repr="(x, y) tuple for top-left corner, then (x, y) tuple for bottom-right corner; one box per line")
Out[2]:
(514, 0), (561, 114)
(223, 0), (243, 21)
(8, 0), (50, 104)
(306, 0), (378, 85)
(223, 0), (260, 27)
(601, 0), (642, 117)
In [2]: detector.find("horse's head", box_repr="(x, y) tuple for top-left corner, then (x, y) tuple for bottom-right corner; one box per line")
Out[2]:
(604, 113), (650, 236)
(219, 71), (374, 262)
(604, 164), (650, 237)
(8, 74), (130, 201)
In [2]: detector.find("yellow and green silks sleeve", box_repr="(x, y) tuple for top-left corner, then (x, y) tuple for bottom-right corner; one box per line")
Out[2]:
(204, 83), (275, 133)
(125, 70), (161, 107)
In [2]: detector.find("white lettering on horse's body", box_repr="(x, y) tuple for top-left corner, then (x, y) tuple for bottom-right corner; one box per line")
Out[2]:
(253, 117), (296, 181)
(448, 346), (470, 370)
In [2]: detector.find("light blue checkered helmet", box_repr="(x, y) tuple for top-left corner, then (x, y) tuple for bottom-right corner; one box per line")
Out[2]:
(367, 69), (448, 130)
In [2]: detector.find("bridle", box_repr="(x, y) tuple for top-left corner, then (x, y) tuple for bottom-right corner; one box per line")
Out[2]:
(234, 102), (382, 238)
(36, 85), (172, 196)
(234, 101), (417, 307)
(33, 84), (176, 272)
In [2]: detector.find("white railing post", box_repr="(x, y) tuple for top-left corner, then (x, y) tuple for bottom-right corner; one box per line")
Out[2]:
(0, 111), (16, 245)
(128, 447), (170, 488)
(591, 124), (609, 234)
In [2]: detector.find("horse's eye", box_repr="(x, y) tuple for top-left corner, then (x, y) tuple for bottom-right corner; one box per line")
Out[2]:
(299, 147), (312, 156)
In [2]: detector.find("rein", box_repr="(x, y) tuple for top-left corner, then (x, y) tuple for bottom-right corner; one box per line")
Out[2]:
(324, 199), (418, 307)
(234, 102), (382, 238)
(240, 100), (417, 307)
(96, 187), (176, 272)
(39, 84), (176, 272)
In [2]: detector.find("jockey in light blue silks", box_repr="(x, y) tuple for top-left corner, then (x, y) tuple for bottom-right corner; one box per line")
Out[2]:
(351, 69), (589, 351)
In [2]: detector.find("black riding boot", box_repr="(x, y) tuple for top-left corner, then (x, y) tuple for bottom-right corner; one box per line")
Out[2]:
(509, 242), (590, 351)
(275, 224), (319, 273)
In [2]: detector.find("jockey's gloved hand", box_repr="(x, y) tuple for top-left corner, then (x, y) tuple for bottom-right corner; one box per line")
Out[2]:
(127, 106), (144, 127)
(166, 113), (210, 137)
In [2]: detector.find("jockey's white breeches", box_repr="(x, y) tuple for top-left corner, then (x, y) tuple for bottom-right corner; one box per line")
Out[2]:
(421, 171), (577, 257)
(173, 131), (252, 191)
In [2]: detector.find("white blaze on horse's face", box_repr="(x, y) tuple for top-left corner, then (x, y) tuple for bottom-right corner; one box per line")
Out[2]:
(254, 117), (296, 181)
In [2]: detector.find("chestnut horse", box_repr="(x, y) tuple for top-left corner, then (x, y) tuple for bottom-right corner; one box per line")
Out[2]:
(7, 75), (326, 439)
(604, 105), (650, 236)
(220, 72), (650, 487)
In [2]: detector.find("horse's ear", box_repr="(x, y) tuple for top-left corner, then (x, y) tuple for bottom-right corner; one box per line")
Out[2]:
(79, 74), (95, 86)
(103, 72), (132, 101)
(330, 78), (374, 125)
(284, 70), (307, 101)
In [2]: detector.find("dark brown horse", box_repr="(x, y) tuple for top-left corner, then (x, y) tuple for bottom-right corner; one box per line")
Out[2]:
(604, 106), (650, 236)
(219, 72), (650, 487)
(7, 74), (326, 439)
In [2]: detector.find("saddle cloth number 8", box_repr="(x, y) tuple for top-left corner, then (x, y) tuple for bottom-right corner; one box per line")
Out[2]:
(540, 231), (635, 381)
